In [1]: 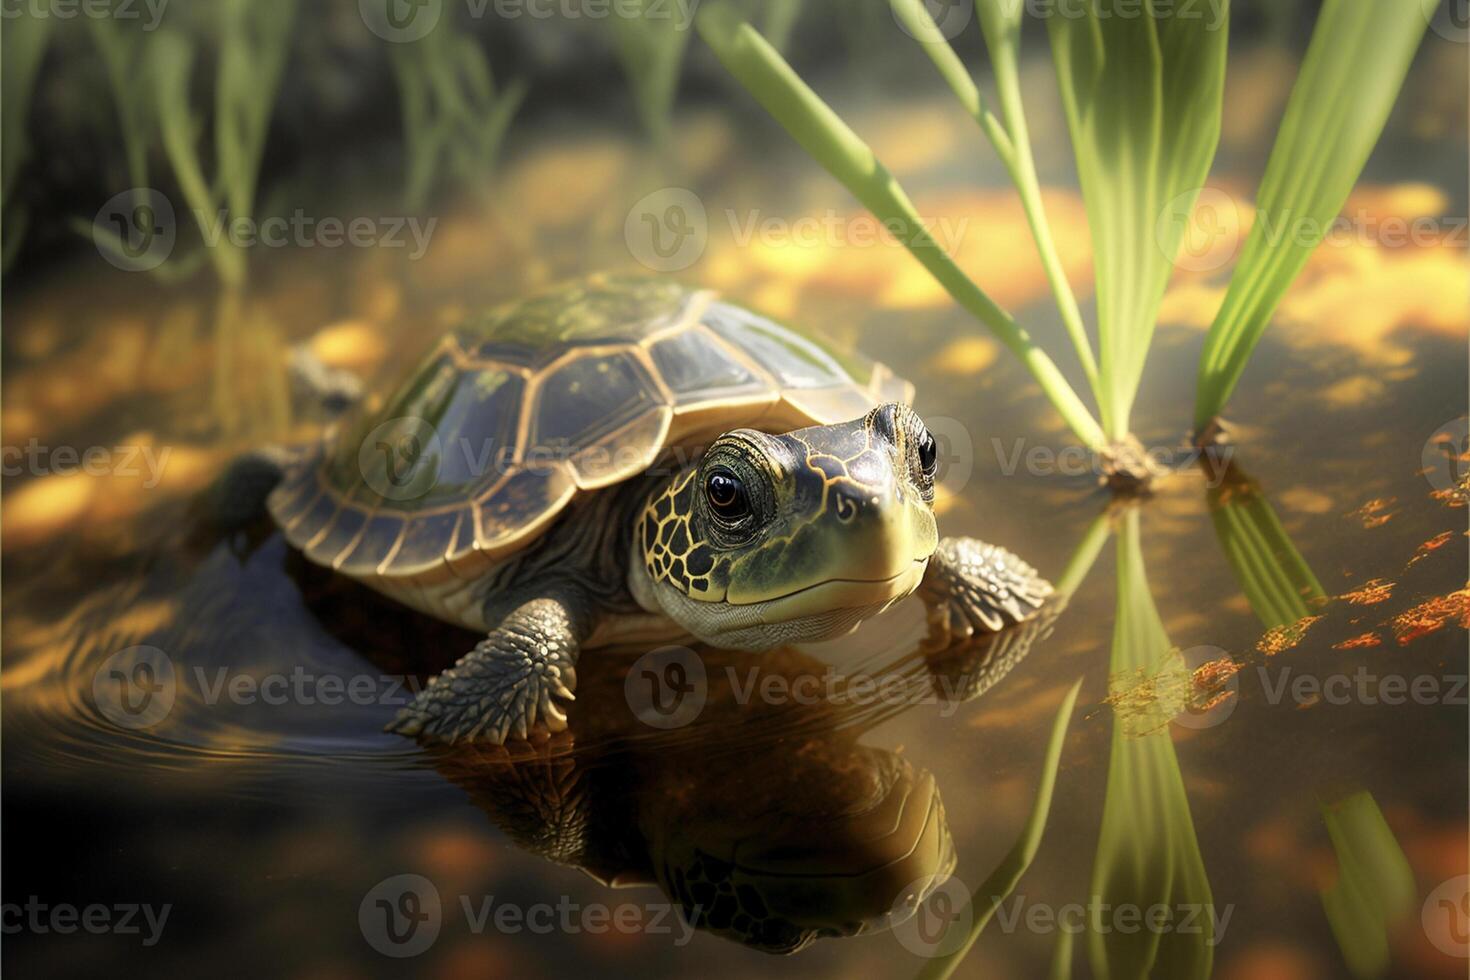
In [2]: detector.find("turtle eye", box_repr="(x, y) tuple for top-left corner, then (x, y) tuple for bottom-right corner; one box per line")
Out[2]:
(705, 468), (750, 522)
(917, 427), (939, 476)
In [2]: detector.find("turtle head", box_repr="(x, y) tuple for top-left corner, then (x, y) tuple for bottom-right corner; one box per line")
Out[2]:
(632, 403), (941, 650)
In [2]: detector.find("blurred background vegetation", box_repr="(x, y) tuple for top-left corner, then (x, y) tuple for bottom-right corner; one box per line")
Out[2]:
(1, 0), (1383, 282)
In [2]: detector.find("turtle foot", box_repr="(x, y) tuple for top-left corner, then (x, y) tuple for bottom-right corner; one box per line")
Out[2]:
(918, 537), (1053, 651)
(206, 447), (294, 533)
(387, 596), (583, 744)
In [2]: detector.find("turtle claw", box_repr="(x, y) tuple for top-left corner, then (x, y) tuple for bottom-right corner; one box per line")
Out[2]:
(387, 594), (584, 745)
(918, 537), (1053, 653)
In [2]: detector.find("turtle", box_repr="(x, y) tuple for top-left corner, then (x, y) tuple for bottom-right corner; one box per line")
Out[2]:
(249, 273), (1053, 744)
(433, 643), (959, 954)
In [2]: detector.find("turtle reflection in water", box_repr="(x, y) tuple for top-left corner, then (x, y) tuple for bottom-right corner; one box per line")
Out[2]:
(224, 274), (1053, 746)
(301, 558), (1065, 955)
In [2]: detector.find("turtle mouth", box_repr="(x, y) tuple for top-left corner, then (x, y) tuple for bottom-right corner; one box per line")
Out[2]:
(735, 559), (929, 624)
(639, 556), (931, 651)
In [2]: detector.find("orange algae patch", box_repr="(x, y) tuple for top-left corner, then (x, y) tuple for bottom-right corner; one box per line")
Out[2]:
(1348, 498), (1397, 528)
(1257, 615), (1326, 655)
(1407, 530), (1456, 568)
(1333, 632), (1383, 650)
(1340, 579), (1394, 605)
(1193, 657), (1243, 690)
(1430, 484), (1469, 508)
(1391, 588), (1470, 645)
(1191, 658), (1243, 714)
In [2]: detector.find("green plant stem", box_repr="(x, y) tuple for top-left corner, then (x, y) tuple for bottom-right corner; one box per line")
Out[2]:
(973, 0), (1099, 399)
(1207, 466), (1326, 628)
(1048, 0), (1228, 442)
(2, 12), (51, 269)
(889, 0), (1099, 399)
(152, 32), (246, 289)
(1055, 509), (1113, 596)
(915, 677), (1083, 980)
(1091, 509), (1215, 979)
(698, 3), (1106, 450)
(1049, 927), (1075, 980)
(1194, 0), (1429, 431)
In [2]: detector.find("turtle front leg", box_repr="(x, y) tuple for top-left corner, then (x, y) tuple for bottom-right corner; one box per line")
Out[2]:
(917, 537), (1053, 650)
(388, 588), (593, 744)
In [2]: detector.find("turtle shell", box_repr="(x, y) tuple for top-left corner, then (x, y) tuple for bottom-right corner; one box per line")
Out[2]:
(268, 274), (914, 586)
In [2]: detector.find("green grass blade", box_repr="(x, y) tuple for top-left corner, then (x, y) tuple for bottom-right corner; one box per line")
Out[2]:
(1091, 509), (1215, 979)
(387, 16), (524, 212)
(697, 2), (1106, 450)
(152, 30), (245, 287)
(1047, 0), (1228, 440)
(611, 0), (693, 144)
(1, 11), (50, 202)
(888, 0), (1100, 400)
(1194, 0), (1429, 431)
(914, 677), (1084, 980)
(1208, 468), (1326, 628)
(889, 0), (994, 130)
(2, 10), (51, 268)
(1318, 791), (1415, 978)
(975, 0), (1100, 399)
(86, 16), (157, 195)
(759, 0), (803, 53)
(1054, 509), (1113, 597)
(1048, 926), (1075, 980)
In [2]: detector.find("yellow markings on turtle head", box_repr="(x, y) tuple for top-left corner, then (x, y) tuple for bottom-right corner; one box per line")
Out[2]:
(639, 470), (722, 601)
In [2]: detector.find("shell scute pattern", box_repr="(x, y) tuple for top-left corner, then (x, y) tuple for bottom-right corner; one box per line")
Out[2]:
(270, 275), (911, 587)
